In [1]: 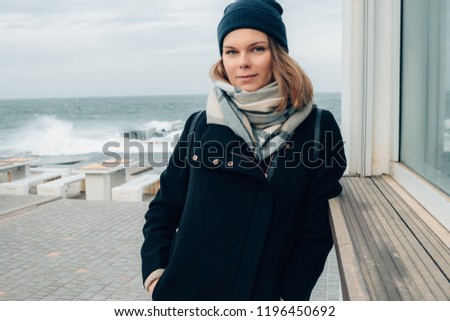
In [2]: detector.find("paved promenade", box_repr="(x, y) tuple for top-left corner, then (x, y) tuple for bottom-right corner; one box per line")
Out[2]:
(0, 195), (341, 301)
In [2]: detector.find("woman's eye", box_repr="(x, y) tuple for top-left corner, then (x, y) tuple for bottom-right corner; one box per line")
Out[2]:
(225, 50), (238, 55)
(253, 47), (265, 53)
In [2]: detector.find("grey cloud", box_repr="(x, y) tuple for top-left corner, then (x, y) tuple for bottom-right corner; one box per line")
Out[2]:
(0, 0), (227, 29)
(0, 0), (341, 98)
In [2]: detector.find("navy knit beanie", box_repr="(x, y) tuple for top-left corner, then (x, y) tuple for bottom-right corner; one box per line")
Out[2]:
(217, 0), (288, 55)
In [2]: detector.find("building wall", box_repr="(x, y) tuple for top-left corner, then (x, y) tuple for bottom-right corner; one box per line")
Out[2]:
(341, 0), (400, 176)
(342, 0), (449, 228)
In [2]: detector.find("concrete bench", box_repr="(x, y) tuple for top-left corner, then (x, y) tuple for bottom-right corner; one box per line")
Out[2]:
(128, 164), (153, 177)
(112, 174), (160, 202)
(37, 173), (85, 198)
(0, 158), (34, 182)
(30, 167), (71, 177)
(329, 175), (450, 300)
(0, 171), (63, 195)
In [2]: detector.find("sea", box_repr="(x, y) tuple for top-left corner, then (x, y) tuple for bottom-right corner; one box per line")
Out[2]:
(0, 93), (341, 171)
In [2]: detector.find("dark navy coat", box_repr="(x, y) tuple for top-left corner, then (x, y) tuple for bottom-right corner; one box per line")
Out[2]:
(141, 107), (346, 300)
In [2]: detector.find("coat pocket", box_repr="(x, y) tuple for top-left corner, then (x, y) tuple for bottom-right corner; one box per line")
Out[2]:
(151, 275), (164, 301)
(151, 232), (179, 301)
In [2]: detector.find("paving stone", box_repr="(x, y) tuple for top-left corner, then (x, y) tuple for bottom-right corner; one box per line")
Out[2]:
(0, 197), (341, 301)
(0, 195), (58, 216)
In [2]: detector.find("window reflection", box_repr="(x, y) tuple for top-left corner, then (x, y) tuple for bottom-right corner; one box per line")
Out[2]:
(401, 0), (450, 195)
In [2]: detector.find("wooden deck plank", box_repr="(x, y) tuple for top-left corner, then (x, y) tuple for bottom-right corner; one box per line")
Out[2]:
(329, 198), (370, 300)
(338, 180), (381, 299)
(341, 179), (391, 299)
(347, 177), (406, 299)
(374, 176), (449, 257)
(371, 177), (450, 299)
(355, 177), (423, 300)
(381, 176), (450, 249)
(341, 182), (389, 299)
(330, 176), (450, 301)
(373, 177), (450, 279)
(358, 177), (449, 300)
(363, 177), (439, 300)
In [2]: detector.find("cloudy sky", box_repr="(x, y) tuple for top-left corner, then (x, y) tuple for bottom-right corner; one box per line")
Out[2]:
(0, 0), (342, 99)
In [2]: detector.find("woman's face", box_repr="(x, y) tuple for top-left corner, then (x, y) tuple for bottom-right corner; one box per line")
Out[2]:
(222, 28), (273, 92)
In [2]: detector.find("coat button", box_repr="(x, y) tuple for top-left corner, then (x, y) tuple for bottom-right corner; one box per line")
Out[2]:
(192, 155), (198, 161)
(227, 161), (233, 167)
(212, 159), (219, 165)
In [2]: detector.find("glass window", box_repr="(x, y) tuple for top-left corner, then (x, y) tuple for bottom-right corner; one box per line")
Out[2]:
(401, 0), (450, 196)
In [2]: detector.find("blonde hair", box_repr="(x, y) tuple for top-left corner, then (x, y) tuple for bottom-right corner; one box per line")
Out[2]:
(210, 36), (314, 111)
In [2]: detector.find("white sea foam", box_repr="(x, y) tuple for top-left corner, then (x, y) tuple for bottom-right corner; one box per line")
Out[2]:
(143, 120), (184, 133)
(2, 115), (114, 156)
(1, 115), (183, 157)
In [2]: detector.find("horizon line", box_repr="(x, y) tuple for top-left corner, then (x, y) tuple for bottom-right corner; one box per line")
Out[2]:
(0, 91), (342, 101)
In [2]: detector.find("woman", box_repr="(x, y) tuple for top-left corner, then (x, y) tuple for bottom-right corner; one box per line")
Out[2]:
(141, 0), (346, 301)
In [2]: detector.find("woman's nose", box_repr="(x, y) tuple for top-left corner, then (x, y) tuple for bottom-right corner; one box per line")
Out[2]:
(238, 53), (251, 69)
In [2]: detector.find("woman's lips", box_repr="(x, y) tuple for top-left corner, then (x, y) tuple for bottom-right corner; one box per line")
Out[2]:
(237, 74), (257, 81)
